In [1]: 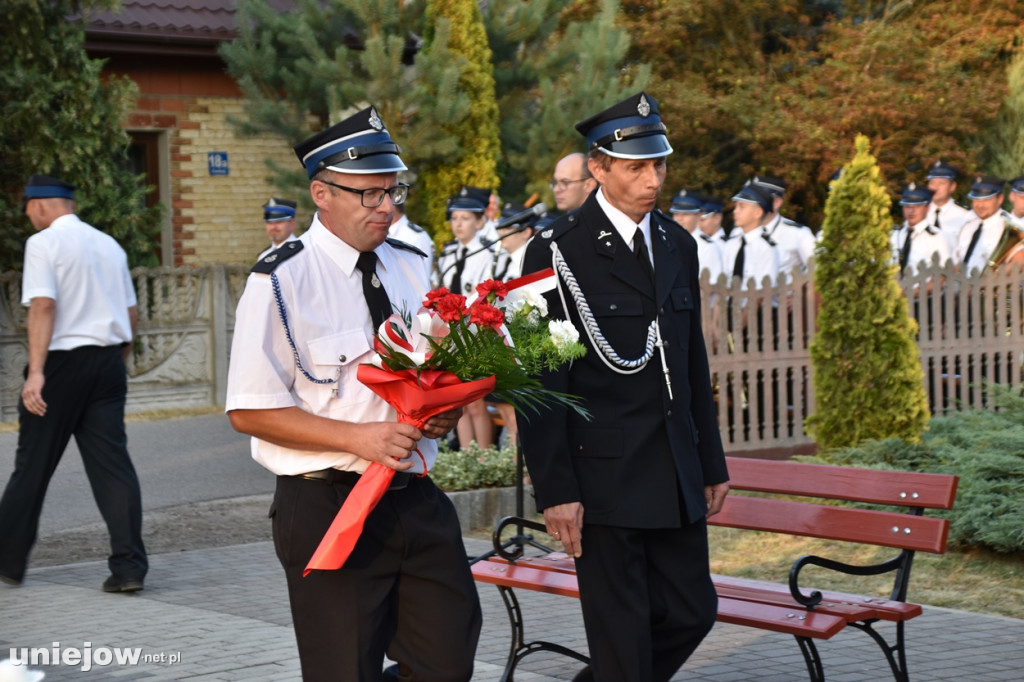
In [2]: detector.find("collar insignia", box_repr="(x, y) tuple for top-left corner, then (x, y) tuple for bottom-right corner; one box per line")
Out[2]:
(368, 107), (384, 131)
(637, 94), (651, 117)
(597, 230), (613, 240)
(541, 229), (553, 239)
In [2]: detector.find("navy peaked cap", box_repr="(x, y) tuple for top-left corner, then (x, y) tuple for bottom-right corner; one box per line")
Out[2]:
(575, 92), (673, 159)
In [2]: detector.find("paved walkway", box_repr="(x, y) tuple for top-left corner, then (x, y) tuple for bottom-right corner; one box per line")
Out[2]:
(1, 538), (1022, 681)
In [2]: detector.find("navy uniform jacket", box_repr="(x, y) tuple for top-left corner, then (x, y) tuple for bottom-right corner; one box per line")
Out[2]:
(517, 192), (728, 527)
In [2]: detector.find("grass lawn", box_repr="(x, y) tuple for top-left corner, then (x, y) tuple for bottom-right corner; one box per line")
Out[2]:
(708, 525), (1024, 620)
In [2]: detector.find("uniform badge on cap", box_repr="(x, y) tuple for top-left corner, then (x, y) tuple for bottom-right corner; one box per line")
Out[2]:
(638, 94), (651, 117)
(368, 107), (383, 131)
(909, 182), (917, 190)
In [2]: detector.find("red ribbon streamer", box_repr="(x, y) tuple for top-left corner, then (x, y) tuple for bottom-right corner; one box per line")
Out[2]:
(303, 366), (496, 576)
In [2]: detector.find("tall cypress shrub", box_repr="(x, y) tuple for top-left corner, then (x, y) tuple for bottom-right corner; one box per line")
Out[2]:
(806, 135), (929, 452)
(419, 0), (501, 246)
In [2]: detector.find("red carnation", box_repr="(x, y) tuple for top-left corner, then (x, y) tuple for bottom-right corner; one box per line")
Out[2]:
(423, 287), (452, 309)
(476, 279), (508, 302)
(468, 301), (506, 330)
(433, 293), (467, 324)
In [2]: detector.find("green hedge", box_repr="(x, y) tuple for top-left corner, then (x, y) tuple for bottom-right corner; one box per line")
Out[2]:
(429, 441), (518, 492)
(803, 384), (1024, 553)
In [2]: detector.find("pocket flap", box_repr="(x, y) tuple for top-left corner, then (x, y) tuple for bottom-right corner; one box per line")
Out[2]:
(671, 287), (695, 311)
(307, 330), (369, 367)
(589, 293), (644, 317)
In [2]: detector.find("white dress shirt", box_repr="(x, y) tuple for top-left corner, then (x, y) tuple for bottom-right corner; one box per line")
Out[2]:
(435, 234), (498, 295)
(388, 214), (435, 275)
(762, 214), (816, 278)
(720, 229), (780, 290)
(955, 211), (1014, 275)
(927, 201), (973, 253)
(21, 213), (136, 350)
(225, 215), (437, 476)
(891, 218), (951, 277)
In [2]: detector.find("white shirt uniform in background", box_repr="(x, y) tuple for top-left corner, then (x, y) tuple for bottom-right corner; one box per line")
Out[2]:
(225, 215), (437, 477)
(21, 213), (136, 349)
(891, 219), (952, 277)
(927, 201), (973, 253)
(694, 233), (724, 284)
(720, 231), (781, 290)
(388, 214), (435, 275)
(955, 211), (1015, 276)
(761, 214), (816, 279)
(434, 234), (498, 296)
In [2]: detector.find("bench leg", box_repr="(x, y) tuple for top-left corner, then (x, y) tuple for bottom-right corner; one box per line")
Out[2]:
(794, 636), (825, 682)
(847, 620), (910, 682)
(493, 585), (590, 682)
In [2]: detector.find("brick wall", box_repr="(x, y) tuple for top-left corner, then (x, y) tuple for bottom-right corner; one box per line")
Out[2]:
(121, 73), (304, 266)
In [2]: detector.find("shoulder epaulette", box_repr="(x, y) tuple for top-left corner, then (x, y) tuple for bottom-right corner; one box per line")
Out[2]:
(385, 237), (427, 258)
(251, 240), (304, 274)
(407, 221), (426, 234)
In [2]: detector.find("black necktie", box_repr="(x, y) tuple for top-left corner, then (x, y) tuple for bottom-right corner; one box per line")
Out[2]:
(732, 237), (746, 278)
(899, 227), (913, 275)
(963, 221), (984, 269)
(450, 247), (467, 295)
(632, 228), (654, 282)
(356, 251), (392, 329)
(934, 207), (942, 233)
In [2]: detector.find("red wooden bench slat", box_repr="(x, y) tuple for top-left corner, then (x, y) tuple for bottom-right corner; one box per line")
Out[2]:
(713, 575), (923, 621)
(709, 495), (950, 554)
(471, 560), (580, 598)
(716, 597), (847, 639)
(471, 559), (847, 639)
(725, 457), (958, 510)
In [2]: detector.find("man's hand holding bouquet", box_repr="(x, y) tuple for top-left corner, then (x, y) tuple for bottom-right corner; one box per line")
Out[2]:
(304, 269), (586, 575)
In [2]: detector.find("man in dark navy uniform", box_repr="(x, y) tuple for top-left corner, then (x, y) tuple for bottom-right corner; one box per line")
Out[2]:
(517, 92), (729, 682)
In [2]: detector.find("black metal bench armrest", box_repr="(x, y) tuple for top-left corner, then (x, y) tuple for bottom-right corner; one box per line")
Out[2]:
(492, 515), (556, 561)
(789, 552), (911, 609)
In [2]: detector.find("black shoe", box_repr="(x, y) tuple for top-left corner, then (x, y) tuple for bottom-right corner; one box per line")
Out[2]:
(0, 571), (23, 587)
(102, 575), (144, 593)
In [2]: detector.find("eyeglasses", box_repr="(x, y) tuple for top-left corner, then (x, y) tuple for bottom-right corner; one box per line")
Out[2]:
(548, 178), (588, 191)
(319, 179), (409, 207)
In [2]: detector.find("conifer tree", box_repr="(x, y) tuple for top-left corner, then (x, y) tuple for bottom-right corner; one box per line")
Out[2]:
(0, 0), (162, 271)
(982, 50), (1024, 180)
(419, 0), (501, 246)
(806, 135), (929, 452)
(506, 0), (649, 204)
(221, 0), (470, 236)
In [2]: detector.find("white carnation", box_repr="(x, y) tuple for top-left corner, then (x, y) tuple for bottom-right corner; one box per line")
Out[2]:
(548, 319), (580, 351)
(504, 288), (548, 323)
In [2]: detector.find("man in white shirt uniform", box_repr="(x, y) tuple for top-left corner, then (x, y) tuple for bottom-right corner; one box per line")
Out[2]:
(225, 106), (480, 682)
(751, 175), (817, 280)
(926, 160), (974, 252)
(722, 184), (781, 290)
(0, 175), (146, 593)
(892, 182), (951, 278)
(955, 175), (1019, 276)
(257, 197), (300, 261)
(388, 203), (434, 276)
(669, 189), (723, 284)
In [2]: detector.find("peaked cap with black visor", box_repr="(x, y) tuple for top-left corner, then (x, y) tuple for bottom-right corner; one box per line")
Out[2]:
(575, 92), (673, 160)
(294, 106), (407, 177)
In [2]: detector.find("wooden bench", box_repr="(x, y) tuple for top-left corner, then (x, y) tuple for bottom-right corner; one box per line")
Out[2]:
(469, 456), (958, 682)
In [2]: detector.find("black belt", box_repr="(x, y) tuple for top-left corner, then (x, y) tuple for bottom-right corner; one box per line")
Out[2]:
(295, 468), (413, 491)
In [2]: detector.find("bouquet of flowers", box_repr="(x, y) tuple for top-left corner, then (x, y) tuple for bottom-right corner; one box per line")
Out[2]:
(304, 269), (587, 575)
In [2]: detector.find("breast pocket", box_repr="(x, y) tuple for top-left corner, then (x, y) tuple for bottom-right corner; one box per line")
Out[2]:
(306, 330), (370, 406)
(590, 293), (645, 318)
